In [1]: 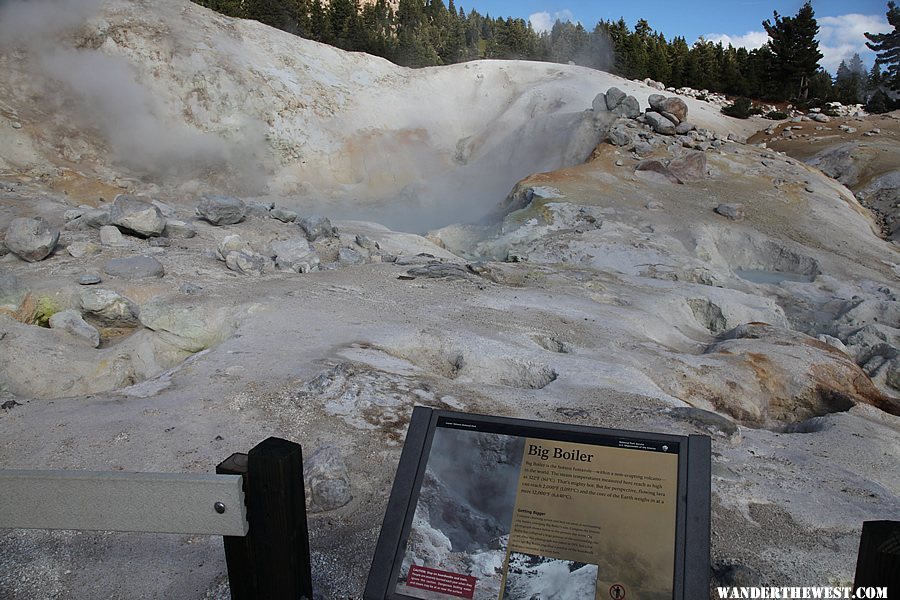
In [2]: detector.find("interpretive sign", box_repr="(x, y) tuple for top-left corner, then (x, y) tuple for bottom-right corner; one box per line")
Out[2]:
(365, 407), (711, 600)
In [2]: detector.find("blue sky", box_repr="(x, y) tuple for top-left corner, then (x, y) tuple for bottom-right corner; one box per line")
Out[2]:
(458, 0), (893, 73)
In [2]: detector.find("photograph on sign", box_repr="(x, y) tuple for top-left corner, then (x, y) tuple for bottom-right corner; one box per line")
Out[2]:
(392, 417), (681, 600)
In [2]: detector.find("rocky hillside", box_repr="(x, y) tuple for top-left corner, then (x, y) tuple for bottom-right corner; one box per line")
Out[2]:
(0, 1), (898, 599)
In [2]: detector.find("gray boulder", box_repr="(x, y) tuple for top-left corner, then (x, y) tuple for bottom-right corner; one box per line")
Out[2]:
(270, 208), (298, 223)
(635, 160), (682, 184)
(225, 251), (272, 275)
(270, 238), (320, 273)
(298, 216), (337, 242)
(103, 256), (165, 280)
(605, 87), (627, 110)
(675, 122), (696, 135)
(216, 235), (251, 261)
(64, 208), (112, 231)
(645, 111), (676, 135)
(197, 195), (246, 225)
(79, 288), (139, 327)
(162, 220), (196, 239)
(612, 95), (641, 119)
(591, 93), (607, 113)
(108, 195), (166, 237)
(338, 247), (366, 265)
(305, 445), (353, 513)
(660, 111), (681, 125)
(67, 241), (101, 258)
(139, 300), (239, 353)
(668, 151), (708, 182)
(49, 310), (100, 347)
(5, 218), (59, 262)
(648, 94), (665, 111)
(715, 203), (745, 221)
(247, 202), (273, 218)
(607, 127), (633, 147)
(100, 225), (129, 247)
(659, 97), (688, 122)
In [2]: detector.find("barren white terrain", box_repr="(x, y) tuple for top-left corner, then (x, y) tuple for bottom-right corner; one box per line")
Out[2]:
(0, 0), (898, 598)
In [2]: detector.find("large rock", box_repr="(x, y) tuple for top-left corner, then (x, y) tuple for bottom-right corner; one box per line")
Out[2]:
(613, 95), (641, 119)
(644, 111), (676, 135)
(79, 288), (139, 327)
(298, 216), (337, 242)
(103, 256), (165, 280)
(108, 195), (166, 237)
(5, 218), (59, 262)
(100, 225), (129, 247)
(270, 238), (320, 273)
(668, 151), (707, 182)
(305, 445), (353, 513)
(648, 94), (665, 111)
(49, 310), (100, 347)
(696, 323), (899, 426)
(138, 300), (240, 352)
(635, 159), (681, 184)
(225, 251), (272, 275)
(197, 195), (246, 225)
(607, 126), (632, 147)
(216, 235), (251, 261)
(64, 208), (112, 231)
(605, 87), (626, 110)
(715, 203), (745, 221)
(591, 93), (607, 113)
(659, 97), (688, 122)
(162, 220), (197, 239)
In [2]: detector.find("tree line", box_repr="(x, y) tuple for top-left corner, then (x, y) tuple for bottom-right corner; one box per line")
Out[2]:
(192, 0), (900, 108)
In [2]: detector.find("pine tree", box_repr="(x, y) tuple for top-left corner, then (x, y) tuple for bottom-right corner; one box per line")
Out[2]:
(763, 1), (823, 99)
(865, 2), (900, 90)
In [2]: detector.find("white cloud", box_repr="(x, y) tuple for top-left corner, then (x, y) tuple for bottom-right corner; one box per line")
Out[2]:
(703, 30), (769, 50)
(528, 9), (575, 34)
(818, 13), (890, 73)
(703, 13), (891, 75)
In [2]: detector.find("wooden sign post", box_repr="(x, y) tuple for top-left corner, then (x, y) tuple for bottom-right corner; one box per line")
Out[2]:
(217, 437), (313, 600)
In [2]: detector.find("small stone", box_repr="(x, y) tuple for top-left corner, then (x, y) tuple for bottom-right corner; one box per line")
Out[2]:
(49, 309), (100, 347)
(298, 216), (337, 242)
(271, 238), (320, 273)
(246, 202), (273, 217)
(805, 186), (815, 193)
(148, 237), (171, 247)
(715, 203), (745, 221)
(338, 247), (365, 265)
(216, 235), (250, 261)
(646, 201), (665, 210)
(67, 241), (101, 258)
(102, 256), (165, 279)
(226, 250), (272, 275)
(607, 127), (632, 147)
(100, 225), (128, 247)
(615, 160), (624, 166)
(270, 207), (298, 223)
(675, 122), (696, 135)
(10, 122), (22, 129)
(80, 288), (139, 326)
(634, 141), (654, 156)
(811, 113), (830, 123)
(78, 274), (101, 285)
(355, 234), (379, 251)
(162, 220), (196, 239)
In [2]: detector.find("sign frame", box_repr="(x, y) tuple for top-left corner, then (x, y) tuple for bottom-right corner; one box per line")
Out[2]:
(364, 406), (711, 600)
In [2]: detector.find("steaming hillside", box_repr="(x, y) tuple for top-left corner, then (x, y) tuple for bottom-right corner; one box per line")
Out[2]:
(0, 0), (755, 230)
(1, 1), (899, 599)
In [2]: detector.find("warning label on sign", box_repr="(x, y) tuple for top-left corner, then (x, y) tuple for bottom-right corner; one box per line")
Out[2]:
(406, 566), (477, 599)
